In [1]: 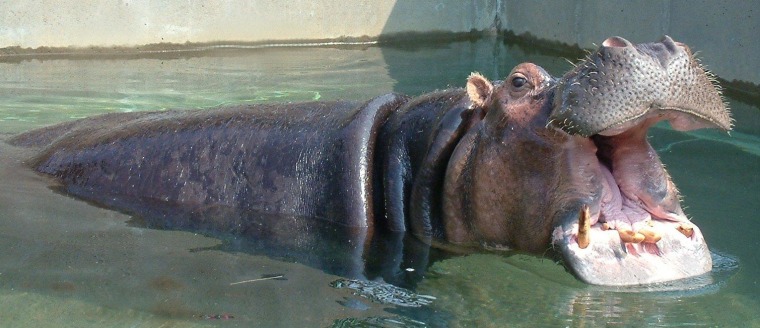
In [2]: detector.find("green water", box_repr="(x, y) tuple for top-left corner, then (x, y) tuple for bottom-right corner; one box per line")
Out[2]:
(0, 36), (758, 327)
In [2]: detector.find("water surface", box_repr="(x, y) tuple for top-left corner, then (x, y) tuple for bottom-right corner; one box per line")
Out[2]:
(0, 36), (758, 327)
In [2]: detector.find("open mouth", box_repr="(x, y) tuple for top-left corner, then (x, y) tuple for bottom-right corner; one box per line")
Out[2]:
(552, 111), (714, 286)
(545, 36), (732, 286)
(591, 114), (689, 237)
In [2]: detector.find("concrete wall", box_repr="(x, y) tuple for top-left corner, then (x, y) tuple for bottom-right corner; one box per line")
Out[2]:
(0, 1), (757, 85)
(0, 1), (492, 48)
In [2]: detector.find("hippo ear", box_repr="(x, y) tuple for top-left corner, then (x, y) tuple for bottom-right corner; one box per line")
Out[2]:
(466, 72), (494, 108)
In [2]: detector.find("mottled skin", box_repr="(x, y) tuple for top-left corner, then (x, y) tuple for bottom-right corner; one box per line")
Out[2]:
(10, 36), (731, 286)
(552, 36), (730, 136)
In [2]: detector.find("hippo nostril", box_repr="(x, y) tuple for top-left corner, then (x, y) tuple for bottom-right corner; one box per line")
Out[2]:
(602, 36), (633, 48)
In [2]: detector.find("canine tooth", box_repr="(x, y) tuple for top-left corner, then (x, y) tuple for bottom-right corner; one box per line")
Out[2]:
(676, 223), (694, 238)
(601, 222), (610, 231)
(577, 205), (591, 249)
(638, 228), (661, 243)
(618, 229), (645, 243)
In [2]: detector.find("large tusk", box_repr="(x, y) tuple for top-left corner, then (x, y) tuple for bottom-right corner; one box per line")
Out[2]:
(676, 223), (694, 238)
(638, 228), (662, 243)
(618, 229), (645, 243)
(577, 205), (591, 249)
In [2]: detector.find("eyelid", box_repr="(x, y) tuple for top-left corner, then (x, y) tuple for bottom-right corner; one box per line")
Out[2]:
(511, 74), (528, 88)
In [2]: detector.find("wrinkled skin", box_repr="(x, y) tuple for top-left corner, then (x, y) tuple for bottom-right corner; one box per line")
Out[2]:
(9, 36), (730, 286)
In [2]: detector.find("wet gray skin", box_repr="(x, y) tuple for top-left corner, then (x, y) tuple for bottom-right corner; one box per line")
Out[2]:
(549, 36), (731, 285)
(9, 35), (731, 287)
(551, 35), (731, 136)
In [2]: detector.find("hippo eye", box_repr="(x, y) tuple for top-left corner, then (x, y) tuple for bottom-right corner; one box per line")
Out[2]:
(511, 76), (527, 89)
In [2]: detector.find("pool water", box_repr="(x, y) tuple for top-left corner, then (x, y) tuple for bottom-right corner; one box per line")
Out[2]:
(0, 36), (758, 327)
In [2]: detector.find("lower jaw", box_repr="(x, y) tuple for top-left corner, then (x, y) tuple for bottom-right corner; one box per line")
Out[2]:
(553, 220), (713, 286)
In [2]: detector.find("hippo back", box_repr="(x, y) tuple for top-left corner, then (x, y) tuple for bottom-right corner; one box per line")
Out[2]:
(12, 94), (408, 233)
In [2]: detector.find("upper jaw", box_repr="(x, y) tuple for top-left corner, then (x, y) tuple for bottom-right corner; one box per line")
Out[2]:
(548, 36), (731, 137)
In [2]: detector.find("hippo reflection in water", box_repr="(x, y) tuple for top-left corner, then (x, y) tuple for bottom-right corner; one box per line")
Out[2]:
(11, 36), (731, 286)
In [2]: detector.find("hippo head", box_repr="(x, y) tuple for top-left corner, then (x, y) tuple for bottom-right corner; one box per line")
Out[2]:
(445, 36), (731, 285)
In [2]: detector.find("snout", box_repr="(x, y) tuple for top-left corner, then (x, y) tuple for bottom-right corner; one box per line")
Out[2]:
(549, 35), (731, 137)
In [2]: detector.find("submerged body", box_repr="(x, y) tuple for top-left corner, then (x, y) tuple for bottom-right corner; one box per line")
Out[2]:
(10, 36), (731, 286)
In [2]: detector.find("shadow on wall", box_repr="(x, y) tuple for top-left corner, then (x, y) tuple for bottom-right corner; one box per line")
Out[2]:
(378, 1), (759, 97)
(379, 1), (502, 37)
(376, 35), (577, 96)
(377, 1), (506, 94)
(375, 0), (578, 94)
(374, 1), (586, 95)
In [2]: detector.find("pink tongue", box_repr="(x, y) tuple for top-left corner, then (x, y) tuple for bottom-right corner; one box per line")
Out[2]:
(598, 163), (652, 231)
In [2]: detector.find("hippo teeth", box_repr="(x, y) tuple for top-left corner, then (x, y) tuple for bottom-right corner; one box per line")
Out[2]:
(617, 229), (645, 243)
(577, 205), (591, 249)
(601, 222), (611, 231)
(615, 228), (662, 244)
(637, 228), (662, 243)
(677, 223), (694, 238)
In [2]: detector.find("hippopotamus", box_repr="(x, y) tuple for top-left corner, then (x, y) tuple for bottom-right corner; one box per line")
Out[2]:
(9, 36), (731, 286)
